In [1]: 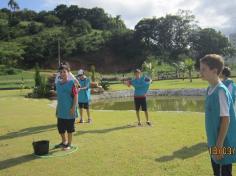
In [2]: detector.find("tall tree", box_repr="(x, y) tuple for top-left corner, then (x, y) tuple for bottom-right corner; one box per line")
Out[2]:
(189, 28), (234, 67)
(135, 11), (196, 62)
(8, 0), (19, 12)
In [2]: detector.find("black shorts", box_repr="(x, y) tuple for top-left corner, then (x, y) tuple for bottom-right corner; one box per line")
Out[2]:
(57, 118), (75, 133)
(79, 103), (89, 109)
(134, 97), (147, 111)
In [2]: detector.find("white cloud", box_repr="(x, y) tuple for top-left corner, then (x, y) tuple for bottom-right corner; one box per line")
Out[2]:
(41, 0), (236, 34)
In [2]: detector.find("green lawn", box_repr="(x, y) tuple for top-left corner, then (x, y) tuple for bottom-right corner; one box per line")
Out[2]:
(0, 70), (54, 89)
(1, 90), (235, 176)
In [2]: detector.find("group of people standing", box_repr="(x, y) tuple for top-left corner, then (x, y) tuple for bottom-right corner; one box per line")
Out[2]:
(54, 62), (152, 151)
(54, 54), (236, 176)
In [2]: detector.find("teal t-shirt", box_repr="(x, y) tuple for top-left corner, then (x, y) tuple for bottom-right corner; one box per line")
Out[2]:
(222, 78), (236, 104)
(205, 83), (236, 164)
(131, 76), (151, 97)
(56, 80), (78, 119)
(78, 78), (91, 103)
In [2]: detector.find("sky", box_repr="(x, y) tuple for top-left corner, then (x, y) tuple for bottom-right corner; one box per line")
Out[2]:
(1, 0), (236, 35)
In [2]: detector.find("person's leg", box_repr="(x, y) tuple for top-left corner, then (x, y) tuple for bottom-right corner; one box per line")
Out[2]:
(141, 98), (151, 125)
(67, 133), (72, 146)
(136, 110), (141, 125)
(221, 163), (232, 176)
(134, 98), (141, 125)
(63, 119), (75, 150)
(211, 158), (220, 176)
(79, 104), (84, 123)
(85, 103), (92, 122)
(144, 111), (150, 122)
(56, 118), (67, 148)
(60, 133), (67, 144)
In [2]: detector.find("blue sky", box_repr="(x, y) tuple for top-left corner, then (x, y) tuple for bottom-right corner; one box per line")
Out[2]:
(1, 0), (235, 35)
(0, 0), (51, 11)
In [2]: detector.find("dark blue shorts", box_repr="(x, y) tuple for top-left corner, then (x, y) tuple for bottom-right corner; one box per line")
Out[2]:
(79, 102), (89, 109)
(57, 118), (75, 133)
(134, 97), (147, 111)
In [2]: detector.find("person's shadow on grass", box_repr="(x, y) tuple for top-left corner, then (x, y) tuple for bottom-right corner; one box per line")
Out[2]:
(0, 154), (36, 170)
(74, 124), (136, 136)
(0, 124), (56, 141)
(155, 142), (207, 162)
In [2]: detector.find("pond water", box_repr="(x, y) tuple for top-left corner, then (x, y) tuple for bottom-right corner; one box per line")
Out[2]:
(91, 96), (205, 112)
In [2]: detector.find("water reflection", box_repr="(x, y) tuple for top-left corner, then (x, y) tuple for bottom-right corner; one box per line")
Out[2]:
(91, 96), (205, 112)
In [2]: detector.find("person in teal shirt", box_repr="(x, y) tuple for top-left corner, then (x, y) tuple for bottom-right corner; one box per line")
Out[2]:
(77, 69), (92, 123)
(55, 64), (78, 150)
(221, 67), (236, 104)
(126, 69), (151, 126)
(200, 54), (236, 176)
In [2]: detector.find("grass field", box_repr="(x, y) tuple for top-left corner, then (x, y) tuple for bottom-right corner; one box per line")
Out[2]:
(1, 90), (236, 176)
(0, 70), (53, 89)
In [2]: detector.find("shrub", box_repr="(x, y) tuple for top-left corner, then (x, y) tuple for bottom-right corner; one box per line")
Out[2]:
(100, 79), (110, 90)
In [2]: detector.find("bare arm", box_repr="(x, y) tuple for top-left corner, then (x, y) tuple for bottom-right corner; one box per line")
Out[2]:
(215, 116), (230, 160)
(70, 85), (78, 116)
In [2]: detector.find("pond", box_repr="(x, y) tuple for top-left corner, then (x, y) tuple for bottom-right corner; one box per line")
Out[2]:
(91, 96), (205, 112)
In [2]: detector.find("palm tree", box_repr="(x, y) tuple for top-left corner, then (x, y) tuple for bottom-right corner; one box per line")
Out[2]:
(8, 0), (19, 12)
(184, 58), (195, 82)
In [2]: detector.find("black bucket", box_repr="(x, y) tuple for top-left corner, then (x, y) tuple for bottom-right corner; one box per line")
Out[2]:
(32, 140), (49, 156)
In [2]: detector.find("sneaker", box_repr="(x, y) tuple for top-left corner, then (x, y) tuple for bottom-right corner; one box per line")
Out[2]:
(138, 122), (142, 126)
(146, 121), (152, 126)
(79, 118), (84, 123)
(63, 144), (71, 150)
(88, 118), (92, 123)
(54, 142), (66, 149)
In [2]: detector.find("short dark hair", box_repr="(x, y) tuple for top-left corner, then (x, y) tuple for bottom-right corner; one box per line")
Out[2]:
(58, 64), (70, 72)
(222, 66), (231, 77)
(134, 69), (141, 73)
(59, 61), (71, 71)
(200, 54), (224, 75)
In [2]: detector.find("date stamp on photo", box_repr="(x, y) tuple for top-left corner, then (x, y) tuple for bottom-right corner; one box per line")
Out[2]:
(209, 147), (236, 155)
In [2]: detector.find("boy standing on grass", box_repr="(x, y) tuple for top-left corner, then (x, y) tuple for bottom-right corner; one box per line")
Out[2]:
(126, 69), (151, 126)
(77, 69), (92, 123)
(55, 64), (78, 150)
(221, 67), (236, 104)
(200, 54), (236, 176)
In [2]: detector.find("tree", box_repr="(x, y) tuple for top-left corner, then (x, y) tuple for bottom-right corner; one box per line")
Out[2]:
(22, 37), (45, 67)
(0, 21), (10, 40)
(43, 14), (60, 27)
(87, 7), (109, 29)
(68, 19), (92, 35)
(54, 4), (68, 25)
(15, 9), (37, 21)
(190, 28), (233, 66)
(0, 41), (24, 66)
(8, 0), (19, 12)
(106, 15), (126, 31)
(184, 58), (195, 82)
(91, 65), (96, 82)
(142, 61), (157, 79)
(34, 63), (41, 87)
(27, 22), (43, 35)
(178, 61), (186, 80)
(135, 11), (196, 62)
